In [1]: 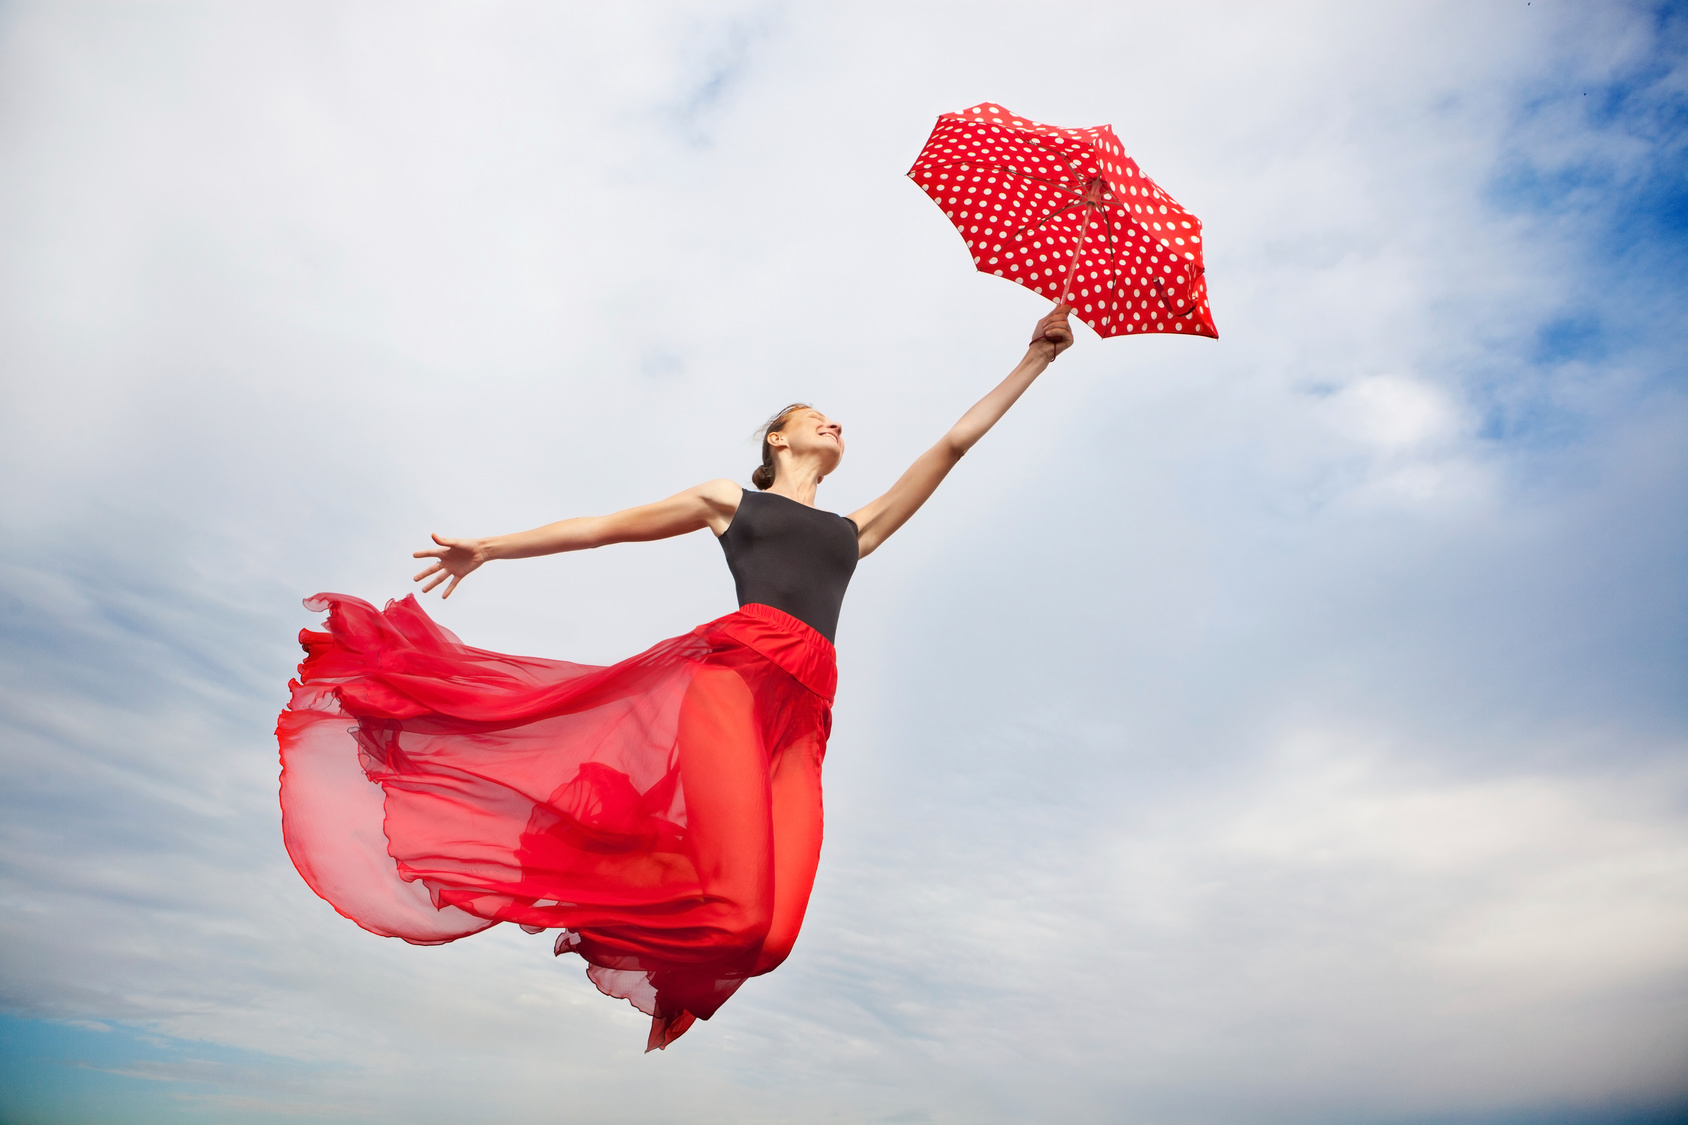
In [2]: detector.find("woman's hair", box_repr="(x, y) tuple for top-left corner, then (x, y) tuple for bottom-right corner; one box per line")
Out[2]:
(752, 403), (813, 490)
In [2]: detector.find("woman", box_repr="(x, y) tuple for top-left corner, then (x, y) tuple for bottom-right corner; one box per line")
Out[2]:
(278, 306), (1074, 1050)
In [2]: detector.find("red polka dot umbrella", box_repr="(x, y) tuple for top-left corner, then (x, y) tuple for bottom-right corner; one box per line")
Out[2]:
(908, 102), (1217, 339)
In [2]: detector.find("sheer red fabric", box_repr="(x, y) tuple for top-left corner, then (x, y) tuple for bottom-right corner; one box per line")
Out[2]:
(277, 594), (835, 1050)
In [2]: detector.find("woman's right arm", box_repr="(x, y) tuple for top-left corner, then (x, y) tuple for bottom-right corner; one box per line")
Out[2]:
(413, 478), (742, 598)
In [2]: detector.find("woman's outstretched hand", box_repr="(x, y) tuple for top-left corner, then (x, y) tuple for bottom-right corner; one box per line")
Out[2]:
(1030, 304), (1075, 361)
(412, 533), (488, 599)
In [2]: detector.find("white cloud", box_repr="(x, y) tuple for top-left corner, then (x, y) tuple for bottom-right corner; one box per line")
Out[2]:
(1320, 375), (1459, 453)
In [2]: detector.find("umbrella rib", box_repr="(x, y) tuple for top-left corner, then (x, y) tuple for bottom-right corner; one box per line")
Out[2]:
(1013, 133), (1093, 180)
(919, 149), (1133, 248)
(1100, 209), (1199, 316)
(921, 151), (1093, 248)
(1091, 209), (1120, 302)
(915, 159), (1086, 196)
(915, 152), (1091, 246)
(1141, 238), (1203, 318)
(1008, 198), (1086, 241)
(1098, 209), (1127, 295)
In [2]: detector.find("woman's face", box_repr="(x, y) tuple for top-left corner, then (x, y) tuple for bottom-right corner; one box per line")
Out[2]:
(773, 408), (845, 473)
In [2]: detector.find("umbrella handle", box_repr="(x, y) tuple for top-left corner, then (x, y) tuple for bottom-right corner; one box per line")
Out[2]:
(1057, 204), (1093, 307)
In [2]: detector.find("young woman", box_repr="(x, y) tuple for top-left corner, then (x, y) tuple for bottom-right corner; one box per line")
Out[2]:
(277, 306), (1074, 1050)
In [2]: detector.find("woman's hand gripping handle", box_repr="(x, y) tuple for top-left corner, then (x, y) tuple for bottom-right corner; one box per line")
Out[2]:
(1029, 304), (1074, 364)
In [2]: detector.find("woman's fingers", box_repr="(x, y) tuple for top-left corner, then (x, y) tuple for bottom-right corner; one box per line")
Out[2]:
(413, 533), (482, 594)
(1038, 306), (1074, 354)
(1032, 305), (1073, 344)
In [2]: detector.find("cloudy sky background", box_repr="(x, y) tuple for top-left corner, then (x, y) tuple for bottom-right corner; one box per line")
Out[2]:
(1, 1), (1685, 1122)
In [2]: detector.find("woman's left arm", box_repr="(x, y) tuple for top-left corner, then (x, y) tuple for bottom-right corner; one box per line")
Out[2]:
(849, 306), (1073, 558)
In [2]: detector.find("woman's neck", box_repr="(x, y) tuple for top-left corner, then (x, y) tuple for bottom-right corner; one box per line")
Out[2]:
(768, 462), (824, 507)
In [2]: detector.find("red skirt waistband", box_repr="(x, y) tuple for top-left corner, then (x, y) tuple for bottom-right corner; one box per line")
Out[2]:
(705, 603), (837, 703)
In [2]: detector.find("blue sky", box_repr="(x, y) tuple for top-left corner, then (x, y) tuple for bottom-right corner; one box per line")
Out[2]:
(1, 2), (1684, 1123)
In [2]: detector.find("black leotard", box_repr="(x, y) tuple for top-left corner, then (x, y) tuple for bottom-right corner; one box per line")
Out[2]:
(718, 488), (859, 642)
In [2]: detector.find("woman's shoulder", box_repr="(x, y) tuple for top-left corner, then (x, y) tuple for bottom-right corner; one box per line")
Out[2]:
(687, 478), (745, 539)
(695, 478), (747, 504)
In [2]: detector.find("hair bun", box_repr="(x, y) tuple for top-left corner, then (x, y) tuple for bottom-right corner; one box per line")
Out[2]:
(751, 464), (776, 490)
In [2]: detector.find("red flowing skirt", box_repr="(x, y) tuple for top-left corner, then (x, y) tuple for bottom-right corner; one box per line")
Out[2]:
(276, 594), (836, 1050)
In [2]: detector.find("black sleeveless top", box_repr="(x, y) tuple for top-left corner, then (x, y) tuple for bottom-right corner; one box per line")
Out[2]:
(718, 488), (859, 642)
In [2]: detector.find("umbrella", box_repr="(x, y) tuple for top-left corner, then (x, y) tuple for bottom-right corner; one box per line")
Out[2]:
(908, 102), (1217, 339)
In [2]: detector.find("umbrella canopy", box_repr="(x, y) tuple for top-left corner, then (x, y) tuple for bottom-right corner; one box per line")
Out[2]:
(909, 102), (1217, 339)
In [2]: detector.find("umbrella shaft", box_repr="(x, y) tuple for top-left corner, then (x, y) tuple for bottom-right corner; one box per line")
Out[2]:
(1058, 205), (1092, 307)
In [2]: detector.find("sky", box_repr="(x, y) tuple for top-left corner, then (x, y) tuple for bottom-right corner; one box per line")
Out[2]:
(0, 1), (1684, 1123)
